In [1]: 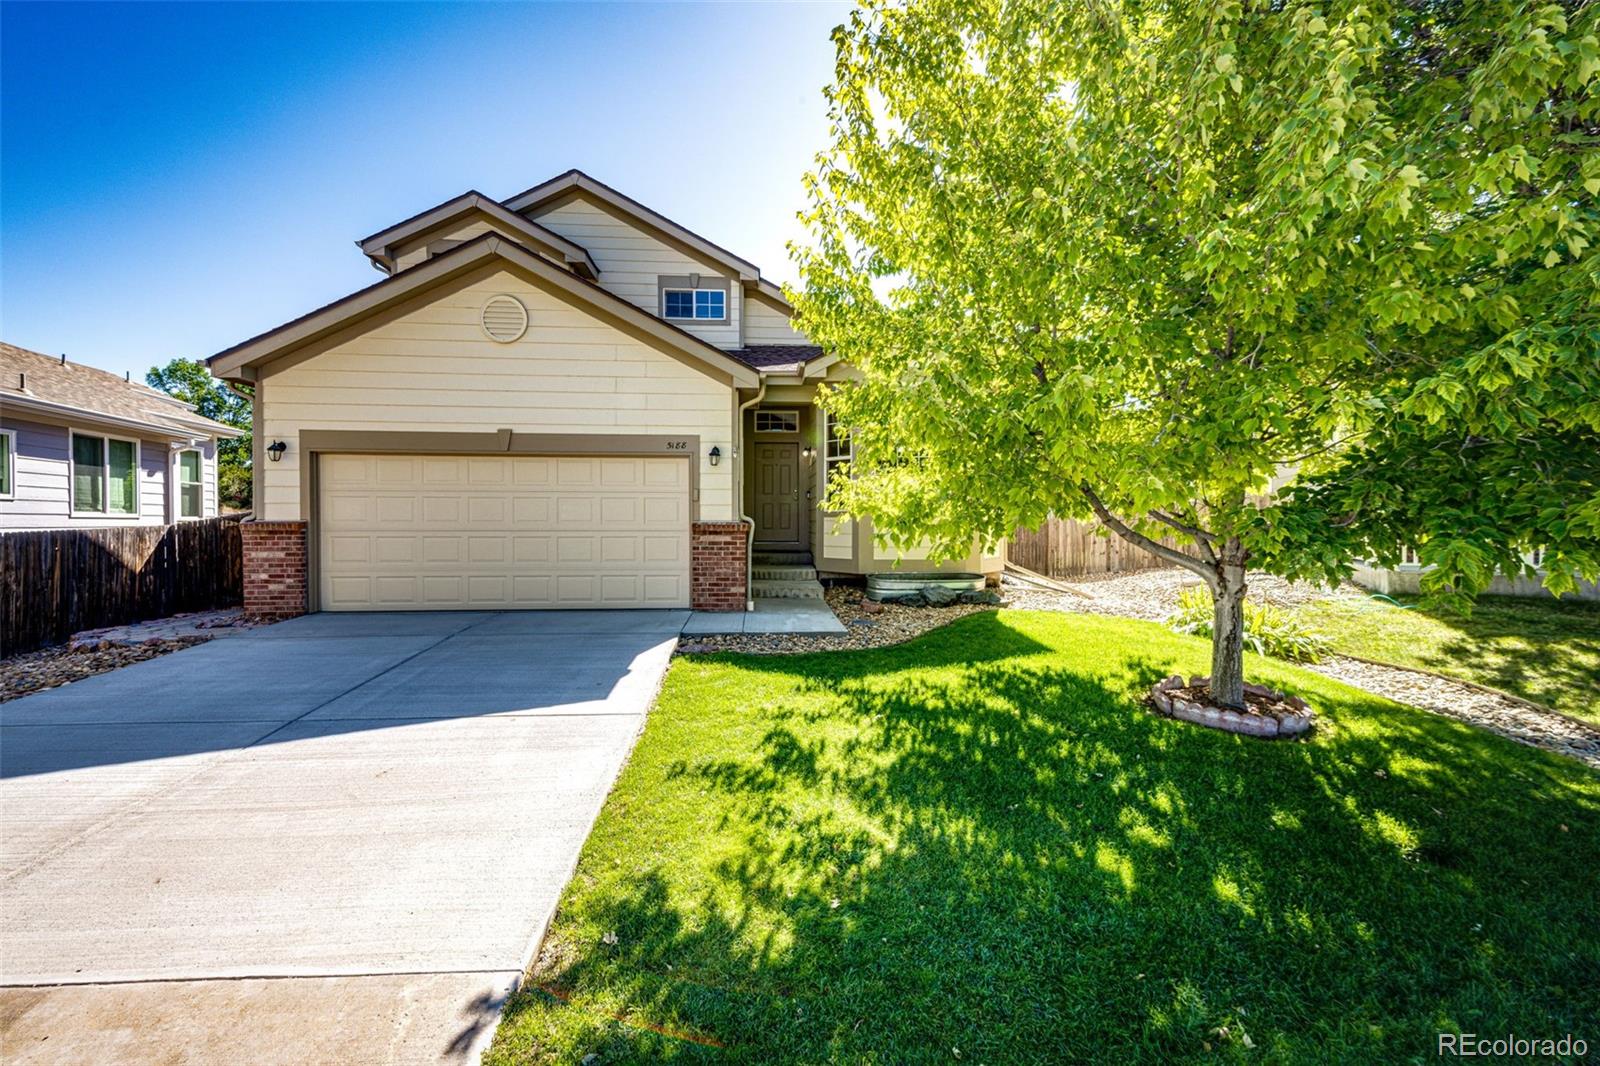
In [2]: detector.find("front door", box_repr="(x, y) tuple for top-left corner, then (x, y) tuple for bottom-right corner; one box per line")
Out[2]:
(753, 442), (801, 545)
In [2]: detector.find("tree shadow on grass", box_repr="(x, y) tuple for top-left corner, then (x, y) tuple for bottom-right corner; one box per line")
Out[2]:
(494, 612), (1600, 1064)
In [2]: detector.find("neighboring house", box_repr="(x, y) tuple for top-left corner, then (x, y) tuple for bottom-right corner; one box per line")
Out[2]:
(1353, 548), (1600, 602)
(0, 343), (238, 531)
(207, 169), (1001, 617)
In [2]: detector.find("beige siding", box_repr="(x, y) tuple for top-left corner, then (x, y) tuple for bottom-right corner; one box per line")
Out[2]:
(822, 514), (853, 561)
(744, 296), (809, 346)
(259, 270), (736, 523)
(527, 197), (742, 348)
(392, 219), (500, 271)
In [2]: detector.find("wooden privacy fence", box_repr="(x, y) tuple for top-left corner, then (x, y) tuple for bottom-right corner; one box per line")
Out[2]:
(1, 515), (243, 655)
(1009, 515), (1185, 578)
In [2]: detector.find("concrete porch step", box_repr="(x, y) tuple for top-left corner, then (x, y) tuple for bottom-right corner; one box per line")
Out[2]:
(751, 565), (818, 582)
(751, 579), (826, 601)
(752, 550), (814, 567)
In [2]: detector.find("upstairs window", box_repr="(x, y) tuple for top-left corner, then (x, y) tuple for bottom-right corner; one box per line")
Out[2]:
(71, 432), (139, 516)
(177, 449), (203, 518)
(663, 288), (725, 321)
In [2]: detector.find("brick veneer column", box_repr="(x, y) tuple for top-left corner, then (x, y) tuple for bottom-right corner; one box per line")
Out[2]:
(691, 521), (748, 611)
(241, 520), (308, 620)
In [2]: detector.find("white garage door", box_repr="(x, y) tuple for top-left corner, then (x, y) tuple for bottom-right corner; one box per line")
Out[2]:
(318, 453), (691, 610)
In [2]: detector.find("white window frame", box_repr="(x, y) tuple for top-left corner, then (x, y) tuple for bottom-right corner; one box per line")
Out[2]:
(68, 429), (141, 519)
(754, 409), (800, 434)
(824, 411), (853, 483)
(173, 447), (205, 520)
(0, 428), (15, 501)
(661, 287), (727, 322)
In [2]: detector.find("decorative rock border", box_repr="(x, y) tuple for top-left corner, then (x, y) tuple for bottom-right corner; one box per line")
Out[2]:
(1151, 675), (1315, 738)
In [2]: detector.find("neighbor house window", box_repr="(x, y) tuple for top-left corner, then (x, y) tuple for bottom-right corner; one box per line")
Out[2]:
(176, 449), (203, 518)
(663, 288), (725, 321)
(0, 429), (13, 500)
(71, 432), (139, 516)
(824, 411), (853, 485)
(754, 409), (799, 433)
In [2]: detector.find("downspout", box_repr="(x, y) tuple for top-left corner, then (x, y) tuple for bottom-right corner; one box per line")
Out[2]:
(735, 380), (767, 611)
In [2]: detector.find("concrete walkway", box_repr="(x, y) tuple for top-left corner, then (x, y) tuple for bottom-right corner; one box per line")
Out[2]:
(0, 610), (686, 1065)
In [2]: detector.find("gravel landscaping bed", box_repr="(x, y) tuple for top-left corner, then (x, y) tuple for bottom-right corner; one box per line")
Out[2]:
(678, 585), (995, 655)
(1, 638), (212, 703)
(1004, 570), (1600, 770)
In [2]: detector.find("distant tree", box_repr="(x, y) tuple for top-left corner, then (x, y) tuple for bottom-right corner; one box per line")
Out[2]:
(793, 0), (1599, 708)
(146, 358), (253, 511)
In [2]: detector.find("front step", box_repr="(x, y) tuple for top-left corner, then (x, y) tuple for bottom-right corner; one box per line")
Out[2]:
(751, 578), (826, 601)
(752, 564), (818, 582)
(753, 550), (814, 567)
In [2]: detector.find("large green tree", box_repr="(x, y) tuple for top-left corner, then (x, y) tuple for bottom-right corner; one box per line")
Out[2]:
(794, 0), (1599, 707)
(146, 358), (253, 510)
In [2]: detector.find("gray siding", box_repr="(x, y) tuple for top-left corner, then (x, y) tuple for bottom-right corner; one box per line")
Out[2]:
(0, 416), (221, 531)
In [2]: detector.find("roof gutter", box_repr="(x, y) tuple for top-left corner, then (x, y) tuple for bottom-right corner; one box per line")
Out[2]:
(0, 392), (239, 439)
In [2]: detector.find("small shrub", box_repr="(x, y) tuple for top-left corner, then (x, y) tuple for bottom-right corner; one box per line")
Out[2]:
(1166, 586), (1331, 663)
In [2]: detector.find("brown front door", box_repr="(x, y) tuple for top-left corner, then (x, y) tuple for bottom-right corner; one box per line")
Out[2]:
(753, 442), (801, 545)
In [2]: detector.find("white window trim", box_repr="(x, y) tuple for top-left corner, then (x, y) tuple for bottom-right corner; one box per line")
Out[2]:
(172, 446), (206, 521)
(661, 287), (728, 322)
(0, 428), (15, 501)
(68, 428), (141, 520)
(754, 409), (801, 434)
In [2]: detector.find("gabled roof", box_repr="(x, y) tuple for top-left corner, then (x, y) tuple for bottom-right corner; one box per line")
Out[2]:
(502, 169), (762, 282)
(1, 342), (240, 438)
(356, 191), (599, 279)
(207, 234), (759, 388)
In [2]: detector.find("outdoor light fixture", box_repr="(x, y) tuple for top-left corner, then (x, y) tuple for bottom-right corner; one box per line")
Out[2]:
(267, 441), (287, 462)
(708, 446), (721, 467)
(802, 446), (815, 461)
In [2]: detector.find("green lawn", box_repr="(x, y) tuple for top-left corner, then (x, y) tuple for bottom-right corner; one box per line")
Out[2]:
(487, 611), (1599, 1065)
(1296, 594), (1600, 725)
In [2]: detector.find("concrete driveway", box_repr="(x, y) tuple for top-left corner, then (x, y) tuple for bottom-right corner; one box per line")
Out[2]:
(0, 610), (687, 1065)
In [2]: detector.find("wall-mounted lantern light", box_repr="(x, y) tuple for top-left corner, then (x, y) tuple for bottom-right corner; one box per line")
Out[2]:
(801, 446), (815, 461)
(267, 441), (287, 463)
(708, 446), (721, 467)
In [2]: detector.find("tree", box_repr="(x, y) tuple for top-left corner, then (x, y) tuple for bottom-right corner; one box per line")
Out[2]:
(146, 358), (253, 511)
(793, 0), (1599, 707)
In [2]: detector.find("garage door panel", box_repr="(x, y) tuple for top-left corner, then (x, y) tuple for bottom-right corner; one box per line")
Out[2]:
(319, 454), (691, 610)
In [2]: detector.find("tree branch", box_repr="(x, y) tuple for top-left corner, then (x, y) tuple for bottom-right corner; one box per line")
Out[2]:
(1150, 509), (1220, 563)
(1079, 483), (1215, 580)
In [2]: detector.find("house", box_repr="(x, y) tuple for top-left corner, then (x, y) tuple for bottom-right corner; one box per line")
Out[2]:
(207, 169), (1001, 617)
(1353, 548), (1600, 602)
(0, 343), (238, 531)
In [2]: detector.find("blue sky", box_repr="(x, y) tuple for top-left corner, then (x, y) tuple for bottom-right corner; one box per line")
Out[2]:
(0, 1), (849, 379)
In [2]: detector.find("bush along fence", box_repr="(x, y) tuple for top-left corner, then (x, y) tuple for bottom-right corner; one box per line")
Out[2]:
(1008, 515), (1183, 579)
(1, 514), (243, 655)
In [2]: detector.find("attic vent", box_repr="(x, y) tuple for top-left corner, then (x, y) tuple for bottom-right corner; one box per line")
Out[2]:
(480, 295), (528, 342)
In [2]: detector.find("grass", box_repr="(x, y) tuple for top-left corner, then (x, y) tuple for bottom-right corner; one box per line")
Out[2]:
(485, 611), (1599, 1065)
(1295, 593), (1600, 725)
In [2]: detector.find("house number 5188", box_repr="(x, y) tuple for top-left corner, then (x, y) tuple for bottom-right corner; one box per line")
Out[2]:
(665, 440), (688, 450)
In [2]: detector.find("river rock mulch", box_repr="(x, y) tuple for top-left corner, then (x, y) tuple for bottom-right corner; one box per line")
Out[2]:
(0, 638), (212, 703)
(1003, 571), (1600, 770)
(677, 585), (995, 656)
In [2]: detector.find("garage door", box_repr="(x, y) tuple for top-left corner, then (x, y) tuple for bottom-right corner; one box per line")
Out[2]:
(317, 453), (691, 610)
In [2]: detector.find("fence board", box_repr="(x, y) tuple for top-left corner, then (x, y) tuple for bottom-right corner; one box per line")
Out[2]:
(1009, 515), (1185, 578)
(1, 515), (243, 656)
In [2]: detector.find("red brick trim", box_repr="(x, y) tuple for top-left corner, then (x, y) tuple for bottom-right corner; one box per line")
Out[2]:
(241, 520), (308, 620)
(691, 521), (748, 612)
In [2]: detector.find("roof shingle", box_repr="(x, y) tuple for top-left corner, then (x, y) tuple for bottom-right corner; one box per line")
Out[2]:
(0, 343), (239, 437)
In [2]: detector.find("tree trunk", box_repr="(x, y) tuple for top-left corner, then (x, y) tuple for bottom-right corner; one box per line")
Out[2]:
(1210, 544), (1247, 708)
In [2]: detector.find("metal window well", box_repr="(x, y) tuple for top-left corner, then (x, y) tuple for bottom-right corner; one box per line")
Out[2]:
(866, 571), (986, 603)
